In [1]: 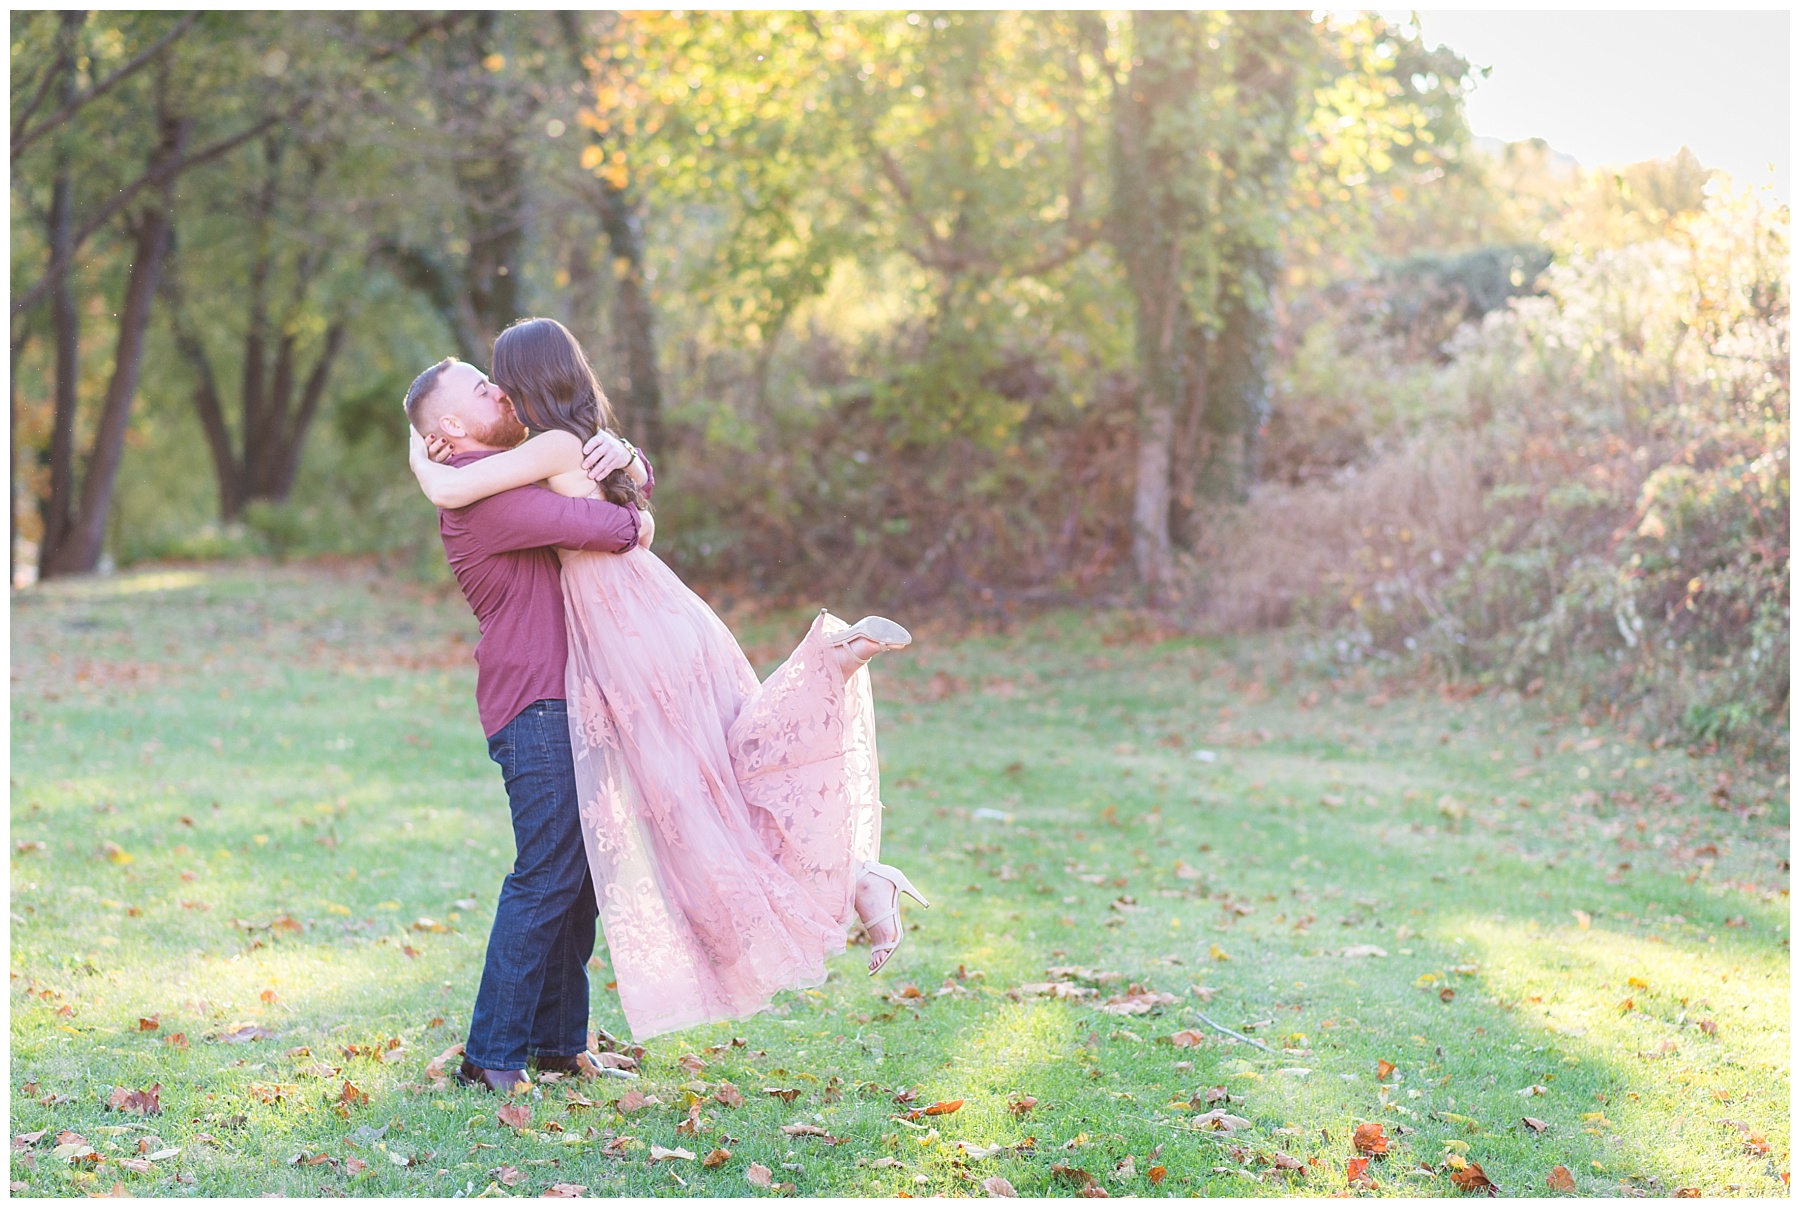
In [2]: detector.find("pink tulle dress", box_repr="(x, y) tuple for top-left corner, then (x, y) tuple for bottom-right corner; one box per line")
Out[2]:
(557, 543), (884, 1041)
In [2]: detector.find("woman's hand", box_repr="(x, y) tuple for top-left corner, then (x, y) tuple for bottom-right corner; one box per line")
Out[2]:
(583, 430), (638, 483)
(424, 431), (455, 464)
(636, 509), (655, 549)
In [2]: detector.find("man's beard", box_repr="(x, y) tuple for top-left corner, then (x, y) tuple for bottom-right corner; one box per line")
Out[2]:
(470, 409), (528, 448)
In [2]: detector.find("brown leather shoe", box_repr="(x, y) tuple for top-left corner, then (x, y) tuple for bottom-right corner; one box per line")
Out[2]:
(457, 1058), (528, 1094)
(531, 1053), (584, 1075)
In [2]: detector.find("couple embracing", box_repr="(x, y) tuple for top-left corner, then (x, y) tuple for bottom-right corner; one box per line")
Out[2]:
(402, 317), (928, 1092)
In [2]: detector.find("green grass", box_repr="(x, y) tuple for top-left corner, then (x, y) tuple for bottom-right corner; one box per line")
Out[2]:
(9, 562), (1790, 1198)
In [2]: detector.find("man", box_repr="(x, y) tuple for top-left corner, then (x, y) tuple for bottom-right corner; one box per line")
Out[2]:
(402, 357), (650, 1093)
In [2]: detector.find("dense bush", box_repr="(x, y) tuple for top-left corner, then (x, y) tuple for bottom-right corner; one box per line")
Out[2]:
(1194, 182), (1788, 757)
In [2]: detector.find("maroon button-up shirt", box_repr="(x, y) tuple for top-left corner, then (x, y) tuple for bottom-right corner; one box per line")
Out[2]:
(437, 448), (654, 737)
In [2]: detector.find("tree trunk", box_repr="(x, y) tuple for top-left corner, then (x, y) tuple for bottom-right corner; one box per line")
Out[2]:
(41, 11), (84, 563)
(41, 197), (177, 575)
(164, 259), (245, 520)
(596, 184), (667, 455)
(264, 320), (346, 501)
(555, 10), (667, 457)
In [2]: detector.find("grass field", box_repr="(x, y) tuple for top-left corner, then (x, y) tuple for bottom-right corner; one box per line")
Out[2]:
(9, 561), (1790, 1198)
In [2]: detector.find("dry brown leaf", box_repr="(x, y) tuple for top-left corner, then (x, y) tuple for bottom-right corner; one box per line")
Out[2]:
(613, 1089), (653, 1114)
(923, 1099), (964, 1116)
(106, 1084), (161, 1116)
(1051, 1163), (1099, 1191)
(217, 1024), (273, 1044)
(1376, 1059), (1396, 1081)
(496, 1103), (531, 1131)
(1545, 1165), (1576, 1193)
(981, 1175), (1018, 1196)
(1148, 1163), (1169, 1183)
(337, 1082), (370, 1108)
(1674, 1189), (1702, 1198)
(763, 1087), (801, 1103)
(424, 1042), (465, 1089)
(703, 1148), (731, 1168)
(781, 1123), (831, 1137)
(649, 1144), (696, 1162)
(1008, 1094), (1038, 1115)
(1347, 1158), (1375, 1189)
(746, 1162), (774, 1188)
(1451, 1161), (1497, 1195)
(344, 1158), (368, 1176)
(1352, 1122), (1388, 1155)
(1168, 1030), (1207, 1048)
(491, 1165), (525, 1187)
(136, 1017), (159, 1032)
(1521, 1117), (1549, 1133)
(543, 1183), (588, 1197)
(714, 1082), (746, 1108)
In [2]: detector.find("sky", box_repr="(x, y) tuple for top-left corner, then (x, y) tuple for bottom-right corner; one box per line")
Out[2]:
(1376, 10), (1790, 199)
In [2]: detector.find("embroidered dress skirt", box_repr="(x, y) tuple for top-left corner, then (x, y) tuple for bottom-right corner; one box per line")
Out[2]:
(558, 544), (884, 1040)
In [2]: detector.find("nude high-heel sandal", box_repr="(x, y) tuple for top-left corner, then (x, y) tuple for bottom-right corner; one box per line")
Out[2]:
(858, 858), (931, 976)
(826, 615), (912, 654)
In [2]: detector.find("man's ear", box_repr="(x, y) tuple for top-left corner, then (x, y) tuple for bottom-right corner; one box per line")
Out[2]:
(438, 414), (470, 440)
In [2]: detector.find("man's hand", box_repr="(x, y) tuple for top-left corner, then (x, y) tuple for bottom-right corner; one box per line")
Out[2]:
(582, 430), (633, 483)
(636, 509), (655, 549)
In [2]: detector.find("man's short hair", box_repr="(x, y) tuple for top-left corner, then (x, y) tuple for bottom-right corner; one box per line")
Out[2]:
(404, 357), (460, 434)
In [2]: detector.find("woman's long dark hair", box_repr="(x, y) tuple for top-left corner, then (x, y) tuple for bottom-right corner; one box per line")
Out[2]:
(492, 317), (646, 509)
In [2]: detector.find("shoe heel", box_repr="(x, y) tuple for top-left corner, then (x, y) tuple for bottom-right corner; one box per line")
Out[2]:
(870, 860), (931, 909)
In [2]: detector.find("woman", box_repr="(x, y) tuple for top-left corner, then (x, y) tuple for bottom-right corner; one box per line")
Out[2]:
(408, 317), (928, 1042)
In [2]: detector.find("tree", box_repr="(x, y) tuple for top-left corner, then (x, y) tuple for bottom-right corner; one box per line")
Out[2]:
(11, 11), (299, 576)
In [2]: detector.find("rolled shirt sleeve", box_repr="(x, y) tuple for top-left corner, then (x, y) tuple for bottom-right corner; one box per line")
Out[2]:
(463, 485), (640, 555)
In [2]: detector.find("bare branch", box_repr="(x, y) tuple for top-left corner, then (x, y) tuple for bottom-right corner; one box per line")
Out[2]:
(12, 101), (301, 318)
(12, 12), (201, 161)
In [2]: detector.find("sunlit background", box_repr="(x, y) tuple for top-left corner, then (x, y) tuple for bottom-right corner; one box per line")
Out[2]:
(1388, 9), (1789, 197)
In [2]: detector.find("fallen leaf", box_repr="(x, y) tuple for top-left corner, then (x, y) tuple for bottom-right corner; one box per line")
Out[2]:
(1341, 945), (1388, 959)
(714, 1082), (745, 1108)
(1347, 1157), (1375, 1188)
(1521, 1117), (1549, 1133)
(1674, 1189), (1702, 1198)
(923, 1099), (963, 1116)
(162, 1033), (187, 1049)
(1209, 944), (1231, 961)
(763, 1087), (801, 1103)
(1167, 1029), (1207, 1048)
(1571, 910), (1591, 930)
(496, 1103), (531, 1130)
(1352, 1122), (1388, 1155)
(678, 1054), (706, 1073)
(649, 1144), (696, 1162)
(981, 1175), (1018, 1196)
(703, 1148), (731, 1168)
(338, 1082), (370, 1108)
(106, 1084), (161, 1116)
(1376, 1059), (1395, 1081)
(1451, 1161), (1497, 1195)
(217, 1024), (273, 1044)
(1008, 1095), (1038, 1115)
(1190, 1109), (1253, 1132)
(782, 1123), (831, 1137)
(1271, 1154), (1304, 1173)
(344, 1157), (368, 1176)
(1545, 1165), (1576, 1192)
(1051, 1163), (1100, 1192)
(424, 1042), (465, 1089)
(1439, 987), (1457, 1003)
(136, 1017), (159, 1032)
(492, 1165), (525, 1187)
(543, 1183), (588, 1197)
(13, 1130), (47, 1150)
(613, 1090), (654, 1114)
(746, 1162), (774, 1188)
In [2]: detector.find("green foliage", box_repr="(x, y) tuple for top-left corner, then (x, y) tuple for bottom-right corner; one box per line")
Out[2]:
(1245, 181), (1789, 757)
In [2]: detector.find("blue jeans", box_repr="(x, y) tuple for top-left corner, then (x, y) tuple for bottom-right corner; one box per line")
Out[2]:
(465, 699), (598, 1071)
